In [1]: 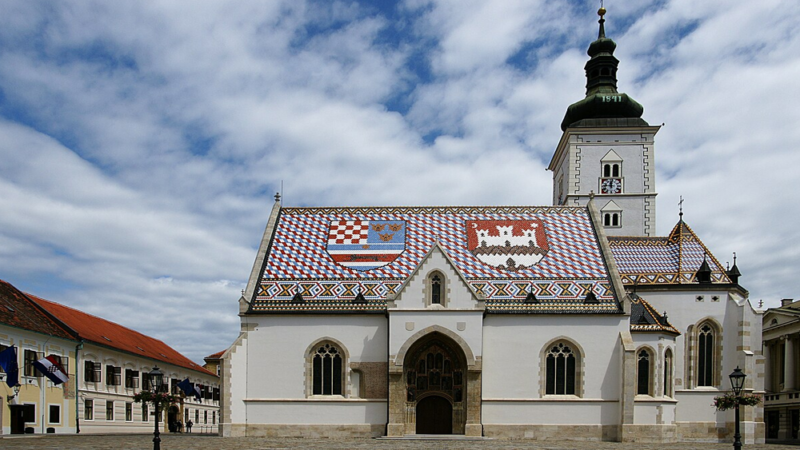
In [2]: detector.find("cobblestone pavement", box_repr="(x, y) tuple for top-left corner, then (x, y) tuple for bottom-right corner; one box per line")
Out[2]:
(1, 434), (799, 450)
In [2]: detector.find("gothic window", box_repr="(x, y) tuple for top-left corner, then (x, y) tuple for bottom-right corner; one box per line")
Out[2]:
(697, 323), (715, 386)
(663, 349), (674, 397)
(431, 275), (441, 304)
(311, 342), (344, 396)
(427, 271), (446, 306)
(637, 349), (652, 395)
(545, 342), (578, 395)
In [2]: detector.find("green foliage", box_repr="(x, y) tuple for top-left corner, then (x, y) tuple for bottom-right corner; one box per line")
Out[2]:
(712, 393), (761, 411)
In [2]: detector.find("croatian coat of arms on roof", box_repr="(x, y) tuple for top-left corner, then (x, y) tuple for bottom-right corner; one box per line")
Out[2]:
(466, 219), (549, 272)
(325, 220), (406, 271)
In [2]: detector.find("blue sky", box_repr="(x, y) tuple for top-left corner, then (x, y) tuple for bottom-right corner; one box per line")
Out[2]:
(1, 0), (798, 364)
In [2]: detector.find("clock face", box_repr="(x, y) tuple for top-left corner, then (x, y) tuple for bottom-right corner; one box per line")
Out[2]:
(600, 178), (622, 194)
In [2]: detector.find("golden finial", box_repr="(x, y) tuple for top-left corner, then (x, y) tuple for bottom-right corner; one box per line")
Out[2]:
(599, 0), (606, 18)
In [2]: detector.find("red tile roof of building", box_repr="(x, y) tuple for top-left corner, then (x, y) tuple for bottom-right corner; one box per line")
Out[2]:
(205, 350), (225, 360)
(0, 279), (76, 341)
(30, 294), (215, 377)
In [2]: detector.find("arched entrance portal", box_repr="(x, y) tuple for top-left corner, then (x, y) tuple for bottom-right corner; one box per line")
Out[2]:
(405, 334), (465, 435)
(416, 395), (452, 434)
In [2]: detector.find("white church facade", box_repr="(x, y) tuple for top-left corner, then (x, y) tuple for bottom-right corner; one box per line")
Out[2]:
(220, 9), (764, 443)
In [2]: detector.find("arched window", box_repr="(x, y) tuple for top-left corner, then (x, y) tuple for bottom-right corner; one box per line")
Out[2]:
(603, 212), (621, 228)
(546, 342), (577, 395)
(637, 349), (652, 395)
(663, 349), (674, 397)
(312, 343), (343, 396)
(603, 164), (611, 177)
(431, 275), (441, 304)
(612, 163), (620, 177)
(697, 323), (715, 386)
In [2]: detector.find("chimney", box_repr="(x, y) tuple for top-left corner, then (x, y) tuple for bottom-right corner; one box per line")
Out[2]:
(782, 299), (794, 307)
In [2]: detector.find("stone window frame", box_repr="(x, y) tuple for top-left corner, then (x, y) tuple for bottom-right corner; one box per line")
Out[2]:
(686, 318), (723, 388)
(635, 346), (655, 396)
(603, 212), (622, 228)
(424, 270), (449, 308)
(663, 348), (674, 397)
(539, 337), (585, 398)
(304, 337), (350, 398)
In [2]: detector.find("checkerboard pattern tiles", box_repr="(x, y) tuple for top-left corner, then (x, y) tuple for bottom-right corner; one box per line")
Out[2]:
(258, 207), (615, 307)
(327, 220), (369, 244)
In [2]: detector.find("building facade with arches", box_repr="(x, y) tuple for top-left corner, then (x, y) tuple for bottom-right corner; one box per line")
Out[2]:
(221, 9), (763, 443)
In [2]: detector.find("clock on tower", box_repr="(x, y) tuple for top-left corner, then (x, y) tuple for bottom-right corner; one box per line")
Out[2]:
(600, 178), (622, 194)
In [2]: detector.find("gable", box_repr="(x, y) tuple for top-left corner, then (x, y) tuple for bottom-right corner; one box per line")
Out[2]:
(249, 206), (622, 314)
(392, 243), (480, 310)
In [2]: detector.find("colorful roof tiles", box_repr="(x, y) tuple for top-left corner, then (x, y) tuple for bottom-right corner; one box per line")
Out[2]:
(252, 206), (621, 314)
(629, 295), (680, 335)
(608, 220), (732, 286)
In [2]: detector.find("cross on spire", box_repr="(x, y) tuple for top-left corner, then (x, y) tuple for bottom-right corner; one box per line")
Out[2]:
(678, 196), (684, 220)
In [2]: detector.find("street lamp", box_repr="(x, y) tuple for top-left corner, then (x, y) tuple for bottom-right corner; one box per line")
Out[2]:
(149, 366), (164, 450)
(729, 366), (746, 450)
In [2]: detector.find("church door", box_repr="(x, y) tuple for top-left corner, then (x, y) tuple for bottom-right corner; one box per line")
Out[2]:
(416, 395), (452, 434)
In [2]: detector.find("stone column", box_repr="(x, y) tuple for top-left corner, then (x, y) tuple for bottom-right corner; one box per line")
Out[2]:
(464, 370), (482, 437)
(784, 336), (795, 392)
(386, 371), (405, 436)
(764, 342), (772, 392)
(619, 331), (636, 442)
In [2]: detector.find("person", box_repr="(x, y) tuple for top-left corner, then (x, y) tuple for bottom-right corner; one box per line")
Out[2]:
(186, 419), (193, 433)
(176, 421), (183, 433)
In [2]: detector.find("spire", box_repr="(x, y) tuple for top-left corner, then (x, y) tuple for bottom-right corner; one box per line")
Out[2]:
(560, 7), (647, 131)
(727, 252), (742, 284)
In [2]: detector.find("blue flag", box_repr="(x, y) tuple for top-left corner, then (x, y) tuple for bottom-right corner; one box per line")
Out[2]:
(177, 378), (194, 397)
(0, 346), (19, 388)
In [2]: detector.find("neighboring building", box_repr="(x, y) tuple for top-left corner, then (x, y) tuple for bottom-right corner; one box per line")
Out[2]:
(762, 298), (800, 440)
(204, 351), (224, 378)
(0, 280), (78, 435)
(29, 295), (221, 434)
(221, 9), (764, 443)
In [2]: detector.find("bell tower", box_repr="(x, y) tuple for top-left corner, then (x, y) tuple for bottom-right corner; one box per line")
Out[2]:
(548, 7), (660, 237)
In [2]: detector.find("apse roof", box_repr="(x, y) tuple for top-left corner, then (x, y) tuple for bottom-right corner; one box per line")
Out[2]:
(629, 294), (680, 335)
(251, 205), (622, 314)
(607, 220), (732, 286)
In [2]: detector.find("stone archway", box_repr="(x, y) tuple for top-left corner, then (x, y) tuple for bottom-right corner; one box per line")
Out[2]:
(387, 330), (481, 436)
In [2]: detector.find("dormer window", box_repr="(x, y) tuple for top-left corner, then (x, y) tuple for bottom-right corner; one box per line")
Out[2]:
(600, 200), (622, 229)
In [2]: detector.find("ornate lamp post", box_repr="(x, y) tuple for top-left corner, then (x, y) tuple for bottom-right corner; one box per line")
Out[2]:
(729, 366), (746, 450)
(149, 366), (164, 450)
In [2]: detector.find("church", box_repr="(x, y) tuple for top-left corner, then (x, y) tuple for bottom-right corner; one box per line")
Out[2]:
(220, 8), (764, 443)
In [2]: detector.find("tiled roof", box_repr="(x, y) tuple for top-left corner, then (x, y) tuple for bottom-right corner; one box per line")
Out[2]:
(608, 220), (731, 286)
(30, 295), (215, 377)
(205, 350), (224, 360)
(629, 295), (680, 335)
(0, 280), (76, 341)
(253, 206), (621, 314)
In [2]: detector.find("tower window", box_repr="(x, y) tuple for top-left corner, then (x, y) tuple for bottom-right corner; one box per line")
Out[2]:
(603, 213), (621, 228)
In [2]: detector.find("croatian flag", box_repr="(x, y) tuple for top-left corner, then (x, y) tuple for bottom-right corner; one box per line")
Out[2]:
(32, 355), (69, 385)
(0, 346), (19, 388)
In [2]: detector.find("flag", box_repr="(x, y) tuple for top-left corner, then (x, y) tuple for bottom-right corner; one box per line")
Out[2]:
(177, 378), (194, 397)
(32, 355), (69, 385)
(0, 346), (19, 388)
(193, 384), (202, 401)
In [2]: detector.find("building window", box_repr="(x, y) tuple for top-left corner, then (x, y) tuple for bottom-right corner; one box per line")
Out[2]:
(545, 342), (578, 395)
(697, 323), (716, 386)
(125, 369), (139, 388)
(212, 411), (216, 425)
(125, 402), (132, 421)
(142, 403), (148, 422)
(185, 408), (189, 423)
(106, 401), (114, 421)
(0, 344), (7, 374)
(431, 275), (442, 304)
(603, 212), (621, 227)
(49, 405), (61, 424)
(24, 349), (39, 377)
(84, 361), (101, 382)
(637, 349), (652, 395)
(195, 409), (199, 423)
(106, 365), (122, 386)
(312, 343), (343, 396)
(602, 162), (621, 177)
(204, 410), (208, 424)
(664, 349), (674, 397)
(84, 399), (93, 421)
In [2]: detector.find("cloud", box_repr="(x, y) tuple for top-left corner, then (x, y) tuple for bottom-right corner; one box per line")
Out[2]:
(0, 0), (798, 362)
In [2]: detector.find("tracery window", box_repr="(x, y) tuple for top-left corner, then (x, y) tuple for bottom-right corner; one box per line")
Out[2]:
(546, 342), (577, 395)
(637, 349), (652, 395)
(312, 343), (343, 396)
(697, 323), (716, 386)
(431, 275), (442, 304)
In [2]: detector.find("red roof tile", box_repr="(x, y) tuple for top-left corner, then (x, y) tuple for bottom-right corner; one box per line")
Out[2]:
(30, 295), (214, 377)
(205, 350), (225, 360)
(0, 280), (76, 341)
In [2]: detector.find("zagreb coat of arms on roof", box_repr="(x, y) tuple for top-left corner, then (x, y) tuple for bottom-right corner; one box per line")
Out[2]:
(326, 220), (406, 271)
(466, 219), (549, 271)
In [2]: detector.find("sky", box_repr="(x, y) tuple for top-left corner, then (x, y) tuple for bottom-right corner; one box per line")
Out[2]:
(1, 0), (798, 364)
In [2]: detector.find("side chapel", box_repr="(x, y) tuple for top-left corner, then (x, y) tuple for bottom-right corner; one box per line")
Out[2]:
(220, 9), (764, 443)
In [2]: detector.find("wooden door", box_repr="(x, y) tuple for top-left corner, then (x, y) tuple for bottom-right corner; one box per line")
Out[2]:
(416, 395), (452, 435)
